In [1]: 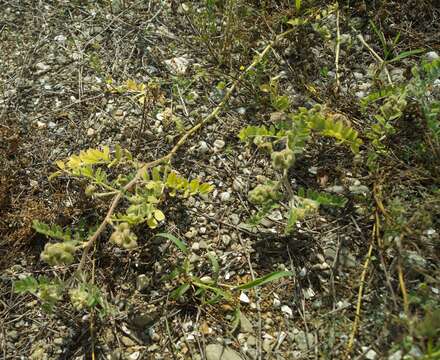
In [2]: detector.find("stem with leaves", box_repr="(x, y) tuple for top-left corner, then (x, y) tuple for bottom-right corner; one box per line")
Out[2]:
(76, 27), (296, 275)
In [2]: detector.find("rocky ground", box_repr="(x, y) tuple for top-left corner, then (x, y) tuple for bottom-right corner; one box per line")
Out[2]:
(1, 1), (439, 360)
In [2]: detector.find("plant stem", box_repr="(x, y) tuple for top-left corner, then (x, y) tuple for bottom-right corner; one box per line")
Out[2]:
(76, 26), (296, 275)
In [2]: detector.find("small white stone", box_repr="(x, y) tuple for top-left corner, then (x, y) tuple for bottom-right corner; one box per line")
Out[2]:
(36, 121), (46, 129)
(281, 305), (293, 317)
(308, 166), (318, 175)
(213, 139), (225, 151)
(325, 185), (345, 194)
(229, 213), (240, 225)
(191, 242), (200, 251)
(353, 72), (364, 80)
(365, 349), (377, 360)
(164, 56), (191, 75)
(48, 121), (56, 129)
(87, 128), (95, 136)
(30, 180), (38, 188)
(35, 62), (50, 71)
(198, 141), (209, 153)
(426, 51), (439, 61)
(127, 351), (140, 360)
(302, 287), (315, 299)
(54, 34), (67, 42)
(232, 178), (244, 192)
(239, 292), (250, 303)
(388, 350), (402, 360)
(220, 191), (231, 202)
(273, 298), (281, 307)
(222, 234), (231, 246)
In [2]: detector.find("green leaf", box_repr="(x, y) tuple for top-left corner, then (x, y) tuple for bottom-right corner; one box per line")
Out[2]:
(230, 307), (241, 332)
(295, 0), (302, 11)
(170, 283), (191, 300)
(207, 252), (220, 282)
(285, 207), (300, 234)
(32, 220), (72, 242)
(191, 279), (232, 301)
(234, 271), (293, 290)
(155, 232), (188, 254)
(298, 187), (348, 207)
(389, 49), (425, 64)
(14, 276), (39, 294)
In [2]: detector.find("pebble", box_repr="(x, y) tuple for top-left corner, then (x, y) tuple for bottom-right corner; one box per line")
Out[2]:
(220, 192), (231, 202)
(36, 121), (46, 129)
(349, 184), (370, 195)
(426, 51), (439, 61)
(87, 128), (95, 136)
(222, 234), (231, 246)
(353, 72), (364, 80)
(127, 351), (140, 360)
(325, 185), (345, 194)
(199, 141), (209, 154)
(232, 178), (244, 192)
(294, 331), (315, 351)
(262, 338), (275, 352)
(281, 305), (293, 317)
(239, 312), (253, 333)
(239, 292), (250, 304)
(247, 335), (257, 346)
(355, 91), (366, 99)
(364, 349), (377, 360)
(136, 274), (150, 292)
(205, 344), (244, 360)
(54, 34), (67, 42)
(229, 213), (240, 225)
(213, 139), (226, 151)
(388, 350), (402, 360)
(121, 336), (136, 347)
(164, 56), (191, 75)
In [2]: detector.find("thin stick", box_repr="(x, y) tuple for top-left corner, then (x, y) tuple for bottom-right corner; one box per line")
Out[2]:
(334, 4), (341, 92)
(357, 34), (393, 85)
(76, 27), (295, 274)
(344, 212), (376, 358)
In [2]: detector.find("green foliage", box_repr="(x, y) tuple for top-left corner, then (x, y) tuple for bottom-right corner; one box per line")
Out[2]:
(110, 222), (138, 249)
(155, 232), (188, 254)
(32, 220), (73, 242)
(260, 77), (291, 111)
(297, 187), (347, 208)
(362, 58), (440, 168)
(161, 233), (292, 307)
(51, 148), (213, 245)
(40, 242), (77, 266)
(369, 20), (424, 63)
(248, 181), (281, 205)
(240, 105), (356, 232)
(14, 276), (64, 312)
(234, 271), (293, 290)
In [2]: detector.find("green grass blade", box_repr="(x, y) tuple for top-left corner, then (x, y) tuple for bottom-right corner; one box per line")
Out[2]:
(155, 232), (188, 254)
(234, 271), (293, 290)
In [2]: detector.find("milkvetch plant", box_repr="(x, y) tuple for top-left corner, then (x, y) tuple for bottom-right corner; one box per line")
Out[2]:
(240, 105), (360, 233)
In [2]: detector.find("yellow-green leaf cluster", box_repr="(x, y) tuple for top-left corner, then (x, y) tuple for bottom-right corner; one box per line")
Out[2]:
(41, 242), (76, 266)
(110, 222), (138, 249)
